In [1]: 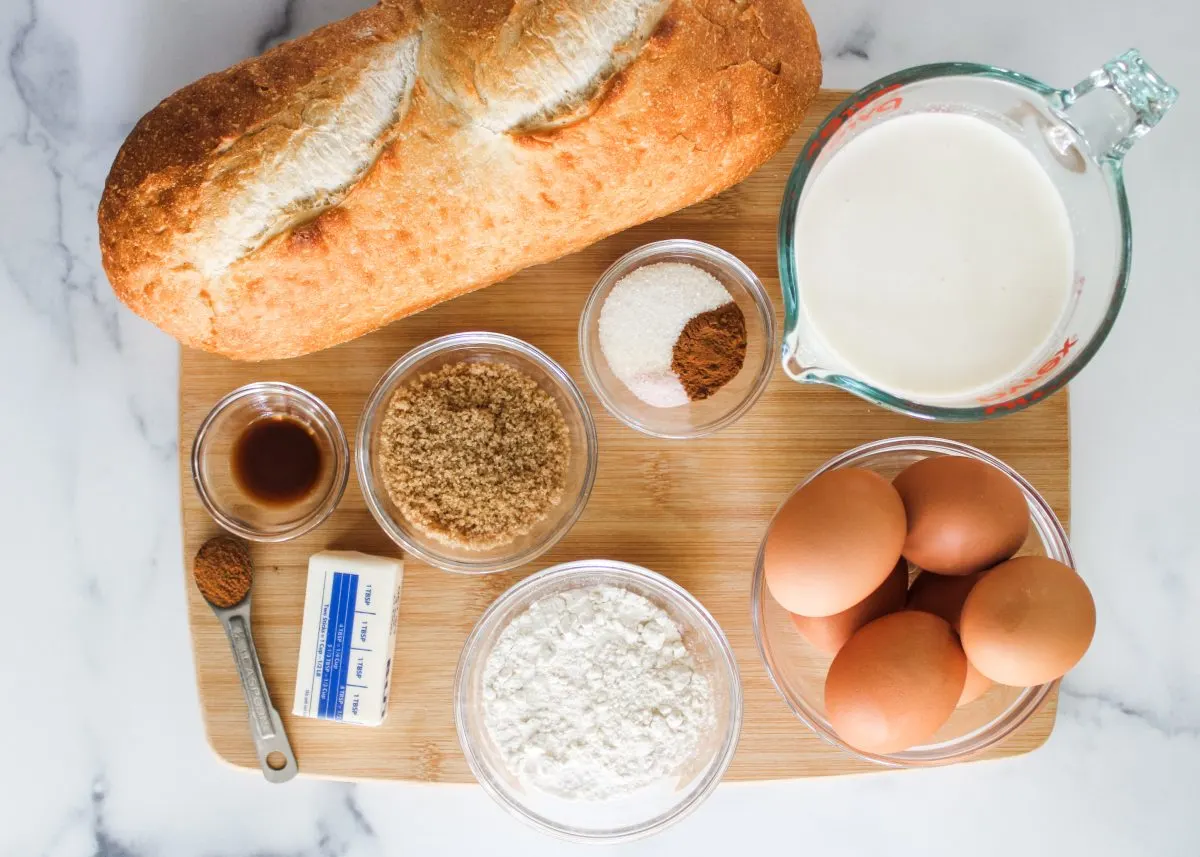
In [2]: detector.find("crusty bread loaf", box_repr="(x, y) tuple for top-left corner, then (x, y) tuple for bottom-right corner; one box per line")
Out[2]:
(99, 0), (820, 360)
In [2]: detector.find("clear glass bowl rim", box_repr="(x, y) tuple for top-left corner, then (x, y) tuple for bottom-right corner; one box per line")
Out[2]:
(355, 331), (599, 575)
(751, 435), (1073, 767)
(454, 559), (744, 843)
(190, 381), (350, 543)
(579, 238), (777, 439)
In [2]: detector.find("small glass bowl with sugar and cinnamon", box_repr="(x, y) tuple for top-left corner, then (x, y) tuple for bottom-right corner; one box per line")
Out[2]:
(579, 239), (776, 440)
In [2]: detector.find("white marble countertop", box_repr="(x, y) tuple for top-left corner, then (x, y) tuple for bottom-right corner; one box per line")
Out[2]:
(2, 0), (1197, 854)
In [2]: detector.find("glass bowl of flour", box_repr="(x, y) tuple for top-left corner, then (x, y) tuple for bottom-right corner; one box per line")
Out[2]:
(454, 560), (742, 842)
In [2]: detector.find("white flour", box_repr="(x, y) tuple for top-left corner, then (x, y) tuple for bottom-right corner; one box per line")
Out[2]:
(481, 585), (714, 800)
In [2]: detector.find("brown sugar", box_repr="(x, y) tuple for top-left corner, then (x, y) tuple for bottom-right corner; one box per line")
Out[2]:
(671, 302), (747, 400)
(193, 535), (253, 608)
(378, 361), (570, 550)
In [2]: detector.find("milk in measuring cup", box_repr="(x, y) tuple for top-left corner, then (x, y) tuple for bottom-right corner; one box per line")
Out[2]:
(794, 112), (1073, 400)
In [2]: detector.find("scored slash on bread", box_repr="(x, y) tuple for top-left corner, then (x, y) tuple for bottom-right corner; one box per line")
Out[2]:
(98, 0), (821, 360)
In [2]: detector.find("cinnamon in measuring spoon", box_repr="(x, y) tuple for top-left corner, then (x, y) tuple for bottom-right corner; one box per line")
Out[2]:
(193, 535), (253, 609)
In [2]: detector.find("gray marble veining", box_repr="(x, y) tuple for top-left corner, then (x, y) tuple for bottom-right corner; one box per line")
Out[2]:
(1, 1), (1197, 855)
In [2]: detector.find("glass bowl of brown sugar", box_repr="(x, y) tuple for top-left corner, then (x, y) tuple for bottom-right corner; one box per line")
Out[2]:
(357, 332), (599, 575)
(579, 239), (776, 440)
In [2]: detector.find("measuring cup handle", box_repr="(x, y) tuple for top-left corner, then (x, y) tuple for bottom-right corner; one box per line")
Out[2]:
(224, 610), (299, 783)
(1061, 50), (1178, 160)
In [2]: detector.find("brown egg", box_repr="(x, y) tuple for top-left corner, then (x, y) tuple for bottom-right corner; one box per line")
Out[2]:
(825, 611), (967, 754)
(906, 569), (994, 704)
(893, 456), (1029, 575)
(764, 468), (906, 617)
(791, 558), (908, 655)
(906, 569), (985, 632)
(960, 556), (1096, 686)
(958, 662), (993, 707)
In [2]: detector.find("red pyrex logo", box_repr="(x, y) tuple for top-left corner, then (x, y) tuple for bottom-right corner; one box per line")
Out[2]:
(977, 336), (1078, 413)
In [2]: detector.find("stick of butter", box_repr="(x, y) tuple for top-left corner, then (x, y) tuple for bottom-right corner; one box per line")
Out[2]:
(292, 551), (402, 727)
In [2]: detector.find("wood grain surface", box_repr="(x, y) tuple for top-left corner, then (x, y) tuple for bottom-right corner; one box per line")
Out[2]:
(180, 90), (1065, 783)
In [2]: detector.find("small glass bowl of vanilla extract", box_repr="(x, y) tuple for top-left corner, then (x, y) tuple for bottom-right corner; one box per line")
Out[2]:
(191, 382), (349, 542)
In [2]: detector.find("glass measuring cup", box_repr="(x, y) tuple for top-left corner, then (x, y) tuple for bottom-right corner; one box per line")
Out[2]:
(778, 51), (1178, 420)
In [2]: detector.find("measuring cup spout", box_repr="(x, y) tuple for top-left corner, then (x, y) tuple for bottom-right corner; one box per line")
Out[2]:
(782, 351), (810, 381)
(1059, 50), (1178, 161)
(781, 347), (834, 384)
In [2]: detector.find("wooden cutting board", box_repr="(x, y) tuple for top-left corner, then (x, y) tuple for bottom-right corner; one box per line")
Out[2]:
(180, 90), (1065, 782)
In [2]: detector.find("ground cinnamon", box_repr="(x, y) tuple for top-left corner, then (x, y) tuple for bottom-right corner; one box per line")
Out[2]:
(193, 535), (254, 608)
(671, 302), (747, 400)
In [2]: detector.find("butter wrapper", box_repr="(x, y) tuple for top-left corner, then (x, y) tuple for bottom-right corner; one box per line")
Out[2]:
(292, 551), (402, 726)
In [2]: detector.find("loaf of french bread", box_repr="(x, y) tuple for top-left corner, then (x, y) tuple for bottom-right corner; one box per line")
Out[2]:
(98, 0), (820, 360)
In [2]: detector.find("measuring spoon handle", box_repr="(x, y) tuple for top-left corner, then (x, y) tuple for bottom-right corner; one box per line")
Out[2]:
(220, 605), (298, 783)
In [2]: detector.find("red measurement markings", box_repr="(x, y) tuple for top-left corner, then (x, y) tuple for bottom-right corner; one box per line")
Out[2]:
(806, 84), (904, 159)
(978, 336), (1079, 413)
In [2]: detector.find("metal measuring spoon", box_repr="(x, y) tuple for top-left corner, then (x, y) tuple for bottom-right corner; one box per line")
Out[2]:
(193, 536), (298, 783)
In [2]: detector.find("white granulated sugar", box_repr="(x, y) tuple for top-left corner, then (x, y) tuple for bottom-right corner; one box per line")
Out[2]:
(598, 262), (732, 408)
(628, 372), (690, 409)
(481, 585), (715, 800)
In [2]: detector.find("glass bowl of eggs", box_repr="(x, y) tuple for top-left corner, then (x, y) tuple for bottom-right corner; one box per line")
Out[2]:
(751, 436), (1093, 766)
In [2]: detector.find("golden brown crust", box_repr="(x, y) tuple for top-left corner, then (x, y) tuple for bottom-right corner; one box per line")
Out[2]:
(99, 0), (820, 360)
